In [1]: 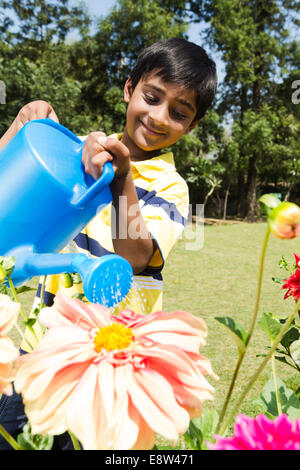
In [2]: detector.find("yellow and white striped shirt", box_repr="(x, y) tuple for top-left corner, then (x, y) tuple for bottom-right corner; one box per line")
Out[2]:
(24, 137), (189, 350)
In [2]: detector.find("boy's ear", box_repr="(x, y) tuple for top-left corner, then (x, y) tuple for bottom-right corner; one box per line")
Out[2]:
(184, 119), (200, 135)
(124, 77), (133, 103)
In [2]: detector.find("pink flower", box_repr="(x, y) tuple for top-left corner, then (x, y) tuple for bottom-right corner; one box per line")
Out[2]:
(269, 202), (300, 239)
(15, 294), (217, 450)
(211, 414), (300, 450)
(282, 253), (300, 301)
(0, 294), (20, 395)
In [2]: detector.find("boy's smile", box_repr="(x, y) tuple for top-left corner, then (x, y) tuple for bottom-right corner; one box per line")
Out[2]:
(122, 72), (198, 161)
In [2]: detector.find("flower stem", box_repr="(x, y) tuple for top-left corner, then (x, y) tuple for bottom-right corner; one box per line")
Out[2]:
(215, 225), (271, 434)
(245, 225), (271, 346)
(215, 352), (244, 434)
(68, 431), (81, 450)
(0, 423), (22, 450)
(219, 298), (300, 435)
(7, 274), (39, 346)
(271, 344), (282, 415)
(38, 276), (47, 312)
(7, 275), (28, 322)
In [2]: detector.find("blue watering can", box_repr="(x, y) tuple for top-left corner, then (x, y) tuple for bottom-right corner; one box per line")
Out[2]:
(0, 118), (133, 307)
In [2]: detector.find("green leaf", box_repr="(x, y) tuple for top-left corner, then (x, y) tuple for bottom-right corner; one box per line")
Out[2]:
(281, 327), (300, 351)
(0, 256), (15, 277)
(258, 193), (281, 215)
(215, 316), (248, 356)
(290, 340), (300, 369)
(16, 285), (37, 294)
(271, 277), (285, 284)
(71, 272), (82, 284)
(72, 293), (87, 302)
(17, 423), (54, 450)
(258, 312), (281, 342)
(274, 355), (298, 371)
(254, 377), (300, 420)
(184, 409), (219, 450)
(0, 283), (13, 299)
(24, 318), (37, 328)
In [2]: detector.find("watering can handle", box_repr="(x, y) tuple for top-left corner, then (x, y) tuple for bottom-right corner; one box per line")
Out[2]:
(33, 118), (115, 208)
(72, 158), (115, 209)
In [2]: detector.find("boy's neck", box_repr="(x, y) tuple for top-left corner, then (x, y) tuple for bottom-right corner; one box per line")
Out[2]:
(121, 127), (162, 162)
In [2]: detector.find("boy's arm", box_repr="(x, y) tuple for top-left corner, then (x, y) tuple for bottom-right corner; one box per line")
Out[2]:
(82, 133), (155, 274)
(0, 100), (59, 151)
(110, 170), (156, 274)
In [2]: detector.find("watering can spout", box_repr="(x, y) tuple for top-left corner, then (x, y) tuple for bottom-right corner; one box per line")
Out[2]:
(13, 251), (133, 308)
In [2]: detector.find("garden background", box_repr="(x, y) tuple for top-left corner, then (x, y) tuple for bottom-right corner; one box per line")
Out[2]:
(0, 0), (299, 221)
(1, 0), (300, 443)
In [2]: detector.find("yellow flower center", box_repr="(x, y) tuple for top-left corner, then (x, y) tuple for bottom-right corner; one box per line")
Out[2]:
(94, 323), (134, 353)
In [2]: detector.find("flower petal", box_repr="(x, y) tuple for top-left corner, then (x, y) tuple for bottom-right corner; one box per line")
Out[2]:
(0, 294), (20, 335)
(128, 375), (180, 441)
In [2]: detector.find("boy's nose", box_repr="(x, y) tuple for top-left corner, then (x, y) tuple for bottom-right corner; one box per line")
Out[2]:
(148, 105), (169, 129)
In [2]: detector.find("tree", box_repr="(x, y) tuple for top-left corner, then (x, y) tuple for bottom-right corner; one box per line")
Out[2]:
(0, 0), (93, 135)
(157, 0), (300, 218)
(68, 0), (188, 135)
(191, 0), (300, 219)
(1, 0), (90, 46)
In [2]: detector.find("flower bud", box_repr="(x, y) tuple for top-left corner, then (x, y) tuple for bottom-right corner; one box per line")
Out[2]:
(269, 202), (300, 239)
(0, 265), (6, 283)
(62, 273), (73, 288)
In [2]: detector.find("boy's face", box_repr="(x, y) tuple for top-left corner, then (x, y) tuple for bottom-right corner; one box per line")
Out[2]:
(123, 71), (198, 159)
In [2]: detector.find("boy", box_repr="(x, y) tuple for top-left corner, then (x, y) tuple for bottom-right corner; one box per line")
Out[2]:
(0, 37), (217, 449)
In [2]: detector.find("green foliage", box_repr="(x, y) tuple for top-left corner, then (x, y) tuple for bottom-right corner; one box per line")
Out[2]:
(17, 423), (53, 450)
(0, 0), (299, 215)
(253, 377), (300, 419)
(0, 256), (15, 277)
(184, 409), (219, 450)
(215, 316), (248, 356)
(258, 312), (300, 373)
(0, 0), (90, 44)
(258, 312), (282, 342)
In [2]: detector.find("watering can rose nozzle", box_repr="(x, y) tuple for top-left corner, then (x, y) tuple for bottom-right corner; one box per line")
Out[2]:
(12, 251), (133, 308)
(71, 253), (133, 307)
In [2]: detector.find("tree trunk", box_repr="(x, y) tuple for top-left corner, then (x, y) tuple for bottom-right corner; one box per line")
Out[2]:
(284, 182), (294, 202)
(236, 170), (246, 217)
(245, 152), (259, 221)
(223, 187), (230, 221)
(236, 84), (248, 218)
(203, 184), (216, 214)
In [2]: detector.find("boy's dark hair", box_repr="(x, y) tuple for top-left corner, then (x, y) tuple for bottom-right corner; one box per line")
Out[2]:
(129, 37), (217, 122)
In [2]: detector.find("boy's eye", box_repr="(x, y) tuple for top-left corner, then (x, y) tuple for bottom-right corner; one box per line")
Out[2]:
(143, 93), (159, 104)
(172, 109), (187, 121)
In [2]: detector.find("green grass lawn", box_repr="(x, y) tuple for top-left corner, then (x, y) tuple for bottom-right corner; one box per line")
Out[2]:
(163, 221), (300, 422)
(9, 221), (300, 444)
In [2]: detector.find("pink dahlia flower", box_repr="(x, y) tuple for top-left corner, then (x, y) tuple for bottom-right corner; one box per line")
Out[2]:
(15, 294), (217, 450)
(0, 294), (20, 395)
(282, 253), (300, 301)
(211, 414), (300, 450)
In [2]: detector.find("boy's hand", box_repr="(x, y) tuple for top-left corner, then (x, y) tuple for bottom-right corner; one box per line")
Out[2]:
(0, 100), (59, 151)
(82, 132), (130, 180)
(12, 100), (59, 133)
